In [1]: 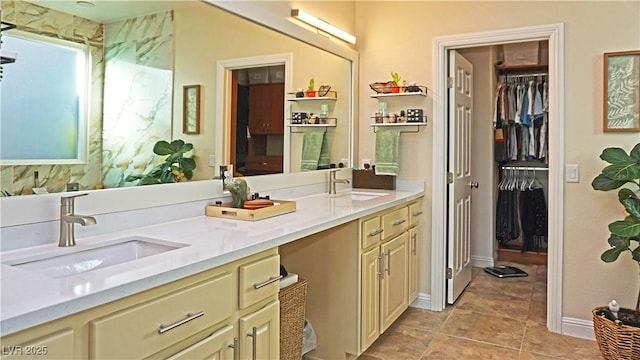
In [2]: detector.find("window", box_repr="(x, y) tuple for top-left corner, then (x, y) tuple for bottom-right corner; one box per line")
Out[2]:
(0, 31), (90, 164)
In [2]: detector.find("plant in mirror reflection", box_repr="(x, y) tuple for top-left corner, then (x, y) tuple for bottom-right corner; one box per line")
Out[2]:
(125, 140), (196, 185)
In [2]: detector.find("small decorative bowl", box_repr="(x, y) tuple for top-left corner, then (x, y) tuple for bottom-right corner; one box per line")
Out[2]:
(369, 81), (395, 94)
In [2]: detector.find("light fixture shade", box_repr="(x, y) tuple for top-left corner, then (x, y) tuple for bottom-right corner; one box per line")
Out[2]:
(291, 9), (356, 44)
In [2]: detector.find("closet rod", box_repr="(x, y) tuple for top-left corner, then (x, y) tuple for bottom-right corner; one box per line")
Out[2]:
(501, 166), (548, 171)
(502, 72), (548, 78)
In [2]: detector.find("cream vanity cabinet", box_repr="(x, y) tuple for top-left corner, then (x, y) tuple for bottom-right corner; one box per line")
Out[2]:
(0, 249), (280, 360)
(360, 200), (421, 351)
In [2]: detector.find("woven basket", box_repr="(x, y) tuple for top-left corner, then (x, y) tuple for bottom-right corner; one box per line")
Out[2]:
(279, 278), (308, 360)
(592, 307), (640, 360)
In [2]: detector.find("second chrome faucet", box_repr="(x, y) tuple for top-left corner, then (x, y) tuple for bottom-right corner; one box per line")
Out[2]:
(328, 169), (350, 194)
(59, 193), (97, 247)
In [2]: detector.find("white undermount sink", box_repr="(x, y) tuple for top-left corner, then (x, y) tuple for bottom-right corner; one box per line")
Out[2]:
(3, 237), (187, 278)
(335, 191), (389, 201)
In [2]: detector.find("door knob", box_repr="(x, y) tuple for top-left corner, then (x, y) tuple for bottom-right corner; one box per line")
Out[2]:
(470, 181), (479, 189)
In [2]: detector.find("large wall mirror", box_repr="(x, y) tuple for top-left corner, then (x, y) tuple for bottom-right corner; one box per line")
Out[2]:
(0, 0), (354, 196)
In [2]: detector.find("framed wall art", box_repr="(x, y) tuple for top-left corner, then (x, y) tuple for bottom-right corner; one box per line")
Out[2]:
(183, 85), (201, 134)
(603, 50), (640, 132)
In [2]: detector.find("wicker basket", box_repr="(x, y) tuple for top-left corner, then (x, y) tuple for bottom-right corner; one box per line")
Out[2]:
(279, 278), (308, 360)
(592, 307), (640, 360)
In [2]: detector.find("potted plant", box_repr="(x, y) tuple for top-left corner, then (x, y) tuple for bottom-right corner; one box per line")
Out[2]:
(591, 142), (640, 359)
(390, 72), (401, 93)
(125, 139), (197, 185)
(305, 78), (316, 97)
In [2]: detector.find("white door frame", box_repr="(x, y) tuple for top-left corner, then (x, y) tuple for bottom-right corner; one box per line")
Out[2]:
(215, 53), (293, 173)
(431, 23), (565, 333)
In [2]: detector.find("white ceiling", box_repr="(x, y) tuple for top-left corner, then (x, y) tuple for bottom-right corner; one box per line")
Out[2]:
(29, 0), (199, 24)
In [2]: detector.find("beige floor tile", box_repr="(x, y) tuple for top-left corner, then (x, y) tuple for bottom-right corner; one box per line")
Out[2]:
(440, 308), (526, 349)
(466, 274), (535, 300)
(528, 299), (547, 325)
(455, 291), (532, 321)
(360, 324), (437, 360)
(393, 306), (454, 332)
(519, 351), (567, 359)
(522, 321), (601, 360)
(421, 334), (521, 359)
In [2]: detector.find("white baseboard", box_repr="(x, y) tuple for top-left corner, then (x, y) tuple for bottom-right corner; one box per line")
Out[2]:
(410, 293), (431, 310)
(561, 316), (595, 341)
(471, 255), (494, 268)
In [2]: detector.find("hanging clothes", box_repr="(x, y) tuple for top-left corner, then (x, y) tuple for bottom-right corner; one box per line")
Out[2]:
(493, 75), (548, 165)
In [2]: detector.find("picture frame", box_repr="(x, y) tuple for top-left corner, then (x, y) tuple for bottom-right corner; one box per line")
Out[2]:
(183, 85), (201, 134)
(603, 50), (640, 132)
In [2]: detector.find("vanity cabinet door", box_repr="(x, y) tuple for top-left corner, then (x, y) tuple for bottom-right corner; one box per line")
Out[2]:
(0, 329), (74, 360)
(239, 300), (279, 360)
(165, 324), (235, 360)
(360, 247), (381, 351)
(379, 232), (409, 333)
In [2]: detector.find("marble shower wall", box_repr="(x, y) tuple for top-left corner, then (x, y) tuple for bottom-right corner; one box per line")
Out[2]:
(101, 12), (173, 189)
(0, 0), (104, 195)
(0, 1), (173, 194)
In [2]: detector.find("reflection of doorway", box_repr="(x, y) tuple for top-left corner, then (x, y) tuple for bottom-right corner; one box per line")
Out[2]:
(231, 66), (285, 176)
(215, 54), (292, 175)
(432, 23), (565, 333)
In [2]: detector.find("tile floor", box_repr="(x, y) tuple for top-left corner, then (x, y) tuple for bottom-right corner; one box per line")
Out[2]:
(358, 262), (602, 360)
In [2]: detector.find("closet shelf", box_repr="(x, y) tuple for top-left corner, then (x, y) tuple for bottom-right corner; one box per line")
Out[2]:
(496, 64), (548, 75)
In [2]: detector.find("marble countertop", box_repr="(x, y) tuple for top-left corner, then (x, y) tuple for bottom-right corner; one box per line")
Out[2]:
(0, 189), (423, 336)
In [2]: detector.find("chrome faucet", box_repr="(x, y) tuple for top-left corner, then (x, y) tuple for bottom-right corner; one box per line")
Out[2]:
(329, 169), (350, 194)
(59, 193), (97, 247)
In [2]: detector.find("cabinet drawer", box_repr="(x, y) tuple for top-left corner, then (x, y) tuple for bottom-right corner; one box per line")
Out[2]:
(381, 207), (409, 240)
(165, 324), (234, 360)
(90, 272), (233, 360)
(239, 254), (280, 309)
(409, 202), (423, 227)
(361, 216), (382, 249)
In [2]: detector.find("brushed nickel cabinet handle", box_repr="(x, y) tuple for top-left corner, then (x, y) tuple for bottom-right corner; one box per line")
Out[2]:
(247, 326), (258, 360)
(412, 211), (423, 217)
(368, 229), (383, 237)
(385, 250), (391, 275)
(228, 337), (239, 360)
(158, 311), (204, 334)
(253, 275), (283, 289)
(393, 219), (406, 226)
(412, 233), (417, 255)
(378, 253), (384, 279)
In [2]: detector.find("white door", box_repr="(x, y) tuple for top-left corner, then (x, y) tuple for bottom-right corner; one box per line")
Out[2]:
(447, 50), (473, 304)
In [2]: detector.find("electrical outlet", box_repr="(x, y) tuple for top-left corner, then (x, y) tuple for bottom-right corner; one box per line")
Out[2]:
(340, 158), (349, 168)
(208, 154), (216, 167)
(361, 159), (371, 169)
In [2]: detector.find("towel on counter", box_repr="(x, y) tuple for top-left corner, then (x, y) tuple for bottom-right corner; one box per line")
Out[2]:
(375, 128), (401, 176)
(301, 129), (326, 171)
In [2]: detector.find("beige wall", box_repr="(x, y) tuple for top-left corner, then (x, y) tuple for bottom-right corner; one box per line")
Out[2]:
(355, 1), (640, 321)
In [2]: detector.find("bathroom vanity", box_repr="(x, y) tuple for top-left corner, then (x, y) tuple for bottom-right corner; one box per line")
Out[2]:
(0, 188), (423, 359)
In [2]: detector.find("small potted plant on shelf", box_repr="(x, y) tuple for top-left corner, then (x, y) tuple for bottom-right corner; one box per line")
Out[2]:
(306, 78), (316, 97)
(390, 72), (401, 93)
(591, 142), (640, 359)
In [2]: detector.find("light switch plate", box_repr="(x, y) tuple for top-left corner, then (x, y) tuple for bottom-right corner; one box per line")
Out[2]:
(565, 164), (579, 183)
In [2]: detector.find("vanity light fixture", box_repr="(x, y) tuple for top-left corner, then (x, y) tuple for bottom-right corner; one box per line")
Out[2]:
(290, 9), (356, 44)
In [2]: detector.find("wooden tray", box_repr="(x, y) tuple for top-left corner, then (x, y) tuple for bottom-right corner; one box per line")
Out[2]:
(205, 200), (296, 221)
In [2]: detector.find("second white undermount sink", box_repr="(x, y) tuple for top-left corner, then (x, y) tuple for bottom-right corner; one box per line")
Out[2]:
(3, 237), (188, 278)
(335, 191), (389, 201)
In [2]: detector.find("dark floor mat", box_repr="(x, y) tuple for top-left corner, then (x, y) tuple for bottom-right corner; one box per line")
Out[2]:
(484, 265), (528, 278)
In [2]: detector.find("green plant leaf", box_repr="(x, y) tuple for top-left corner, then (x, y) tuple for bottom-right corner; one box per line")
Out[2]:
(618, 188), (638, 203)
(610, 218), (640, 238)
(608, 234), (631, 248)
(630, 143), (640, 162)
(623, 196), (640, 220)
(153, 140), (175, 156)
(592, 173), (628, 191)
(602, 162), (640, 181)
(183, 169), (193, 180)
(601, 147), (633, 164)
(601, 246), (626, 262)
(180, 157), (197, 171)
(632, 246), (640, 262)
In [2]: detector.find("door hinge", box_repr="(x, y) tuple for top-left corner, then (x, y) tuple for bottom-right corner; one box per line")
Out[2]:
(447, 172), (454, 184)
(446, 268), (453, 279)
(447, 77), (454, 88)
